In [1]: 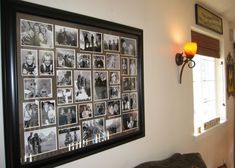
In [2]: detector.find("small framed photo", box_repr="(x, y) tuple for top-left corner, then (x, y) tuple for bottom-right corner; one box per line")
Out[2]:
(56, 48), (75, 69)
(58, 105), (77, 127)
(109, 85), (121, 99)
(129, 58), (137, 75)
(24, 78), (52, 99)
(77, 53), (91, 69)
(80, 30), (102, 53)
(21, 49), (38, 76)
(24, 127), (57, 157)
(122, 77), (136, 92)
(57, 88), (73, 105)
(93, 55), (105, 69)
(106, 53), (120, 70)
(106, 117), (122, 136)
(121, 57), (129, 75)
(109, 71), (120, 85)
(94, 102), (106, 117)
(78, 103), (93, 120)
(41, 100), (56, 126)
(120, 37), (136, 56)
(130, 92), (138, 110)
(106, 100), (121, 117)
(57, 70), (72, 87)
(74, 70), (92, 102)
(55, 25), (78, 47)
(20, 19), (54, 48)
(39, 50), (54, 76)
(122, 93), (130, 112)
(103, 34), (119, 52)
(58, 126), (81, 149)
(122, 111), (138, 131)
(93, 71), (109, 101)
(23, 101), (40, 129)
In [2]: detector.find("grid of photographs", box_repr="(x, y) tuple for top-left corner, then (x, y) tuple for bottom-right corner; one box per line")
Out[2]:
(18, 17), (139, 163)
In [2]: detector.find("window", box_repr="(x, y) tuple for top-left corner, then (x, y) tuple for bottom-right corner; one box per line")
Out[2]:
(193, 54), (226, 135)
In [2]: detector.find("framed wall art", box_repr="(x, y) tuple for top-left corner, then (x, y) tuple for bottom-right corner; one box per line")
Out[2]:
(1, 1), (145, 168)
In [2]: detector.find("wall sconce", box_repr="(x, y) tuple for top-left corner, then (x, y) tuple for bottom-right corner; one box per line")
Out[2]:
(175, 42), (197, 84)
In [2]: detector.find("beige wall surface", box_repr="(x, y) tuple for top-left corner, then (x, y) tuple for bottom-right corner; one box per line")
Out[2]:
(0, 0), (234, 167)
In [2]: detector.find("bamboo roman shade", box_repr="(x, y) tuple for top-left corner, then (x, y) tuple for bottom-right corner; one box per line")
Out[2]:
(191, 31), (220, 58)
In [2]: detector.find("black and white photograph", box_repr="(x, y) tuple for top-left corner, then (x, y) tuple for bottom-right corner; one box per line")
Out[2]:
(106, 117), (122, 135)
(93, 55), (105, 69)
(77, 53), (91, 69)
(41, 100), (56, 126)
(74, 70), (92, 102)
(21, 49), (38, 76)
(122, 93), (130, 112)
(109, 86), (121, 99)
(24, 127), (57, 157)
(58, 126), (81, 149)
(121, 57), (129, 75)
(23, 101), (39, 129)
(21, 19), (53, 48)
(24, 78), (52, 99)
(109, 71), (120, 85)
(58, 105), (77, 127)
(93, 71), (108, 101)
(129, 58), (137, 75)
(56, 48), (75, 69)
(57, 70), (72, 87)
(55, 25), (78, 47)
(122, 77), (137, 92)
(106, 100), (121, 117)
(39, 50), (54, 76)
(130, 92), (138, 110)
(120, 37), (136, 56)
(57, 88), (73, 105)
(82, 118), (104, 144)
(103, 34), (119, 52)
(80, 30), (102, 53)
(94, 102), (106, 117)
(78, 103), (93, 120)
(106, 53), (120, 70)
(122, 112), (138, 131)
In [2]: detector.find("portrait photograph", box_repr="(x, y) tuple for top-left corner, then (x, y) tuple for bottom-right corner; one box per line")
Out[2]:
(122, 112), (138, 131)
(103, 34), (119, 52)
(24, 127), (57, 157)
(55, 25), (78, 47)
(106, 53), (120, 70)
(80, 30), (102, 53)
(93, 55), (105, 69)
(74, 70), (92, 102)
(94, 102), (106, 117)
(130, 92), (138, 110)
(78, 103), (93, 120)
(109, 71), (120, 85)
(24, 78), (52, 99)
(93, 71), (108, 101)
(39, 50), (54, 76)
(58, 126), (81, 149)
(121, 57), (129, 75)
(41, 100), (56, 126)
(82, 118), (104, 144)
(120, 37), (136, 56)
(129, 58), (137, 75)
(20, 19), (53, 48)
(58, 105), (77, 127)
(23, 101), (39, 129)
(106, 100), (121, 117)
(109, 85), (121, 99)
(77, 53), (91, 69)
(122, 93), (130, 112)
(56, 48), (75, 69)
(21, 49), (38, 76)
(122, 77), (137, 92)
(57, 70), (72, 87)
(106, 117), (122, 136)
(57, 88), (73, 105)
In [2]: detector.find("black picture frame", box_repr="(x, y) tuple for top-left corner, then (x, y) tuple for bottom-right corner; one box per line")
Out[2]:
(1, 1), (145, 168)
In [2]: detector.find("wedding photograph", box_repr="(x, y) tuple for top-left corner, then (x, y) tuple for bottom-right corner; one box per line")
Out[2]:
(80, 30), (102, 53)
(103, 34), (119, 52)
(23, 101), (39, 129)
(122, 93), (130, 112)
(77, 53), (91, 69)
(129, 58), (137, 75)
(93, 71), (108, 101)
(56, 48), (75, 69)
(121, 57), (128, 75)
(120, 37), (136, 56)
(55, 25), (78, 47)
(39, 50), (54, 76)
(41, 100), (56, 126)
(21, 49), (38, 76)
(130, 92), (138, 110)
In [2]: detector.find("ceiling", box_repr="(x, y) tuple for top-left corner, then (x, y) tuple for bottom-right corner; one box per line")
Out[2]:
(198, 0), (235, 27)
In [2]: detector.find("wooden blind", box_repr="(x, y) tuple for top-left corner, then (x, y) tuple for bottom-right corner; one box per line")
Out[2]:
(191, 31), (220, 58)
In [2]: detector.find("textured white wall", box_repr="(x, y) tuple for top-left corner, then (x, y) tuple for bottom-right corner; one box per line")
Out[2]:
(0, 0), (233, 167)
